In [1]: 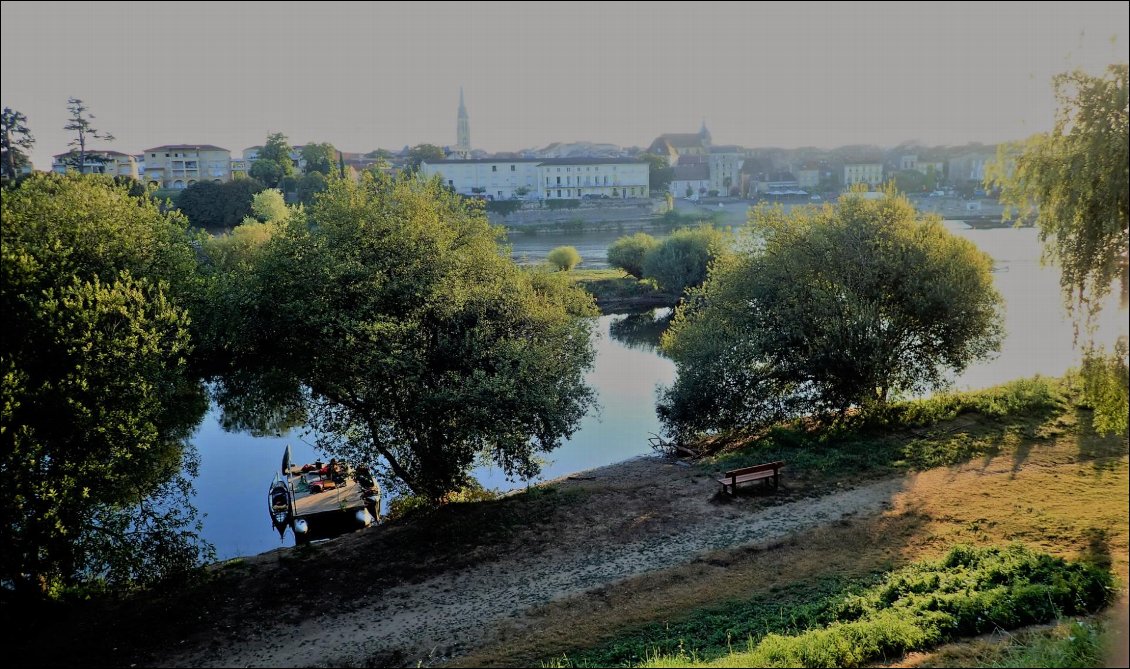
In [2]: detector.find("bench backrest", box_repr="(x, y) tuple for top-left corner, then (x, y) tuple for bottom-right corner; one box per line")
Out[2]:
(723, 461), (784, 477)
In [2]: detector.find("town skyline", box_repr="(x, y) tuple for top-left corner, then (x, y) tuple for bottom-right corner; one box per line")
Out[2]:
(2, 1), (1127, 171)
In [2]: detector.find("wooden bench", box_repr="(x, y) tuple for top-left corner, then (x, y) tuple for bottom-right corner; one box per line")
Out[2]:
(716, 461), (784, 495)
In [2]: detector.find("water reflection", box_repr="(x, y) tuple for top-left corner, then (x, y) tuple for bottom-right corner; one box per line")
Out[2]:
(608, 309), (674, 354)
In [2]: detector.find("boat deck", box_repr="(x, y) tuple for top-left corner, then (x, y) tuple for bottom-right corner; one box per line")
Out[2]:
(290, 474), (366, 517)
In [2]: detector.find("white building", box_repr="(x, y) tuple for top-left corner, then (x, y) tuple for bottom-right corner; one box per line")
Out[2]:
(844, 163), (884, 187)
(707, 146), (746, 196)
(670, 164), (710, 199)
(420, 158), (542, 200)
(422, 157), (650, 200)
(537, 158), (649, 199)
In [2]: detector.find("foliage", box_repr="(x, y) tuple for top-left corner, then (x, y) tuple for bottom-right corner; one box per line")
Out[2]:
(174, 178), (265, 229)
(988, 63), (1129, 325)
(635, 545), (1112, 668)
(299, 142), (337, 176)
(244, 188), (291, 224)
(547, 245), (582, 271)
(200, 173), (599, 502)
(988, 64), (1129, 437)
(992, 619), (1109, 669)
(61, 97), (114, 170)
(641, 226), (729, 294)
(2, 106), (35, 180)
(294, 171), (328, 204)
(249, 132), (296, 187)
(607, 232), (659, 279)
(640, 152), (674, 192)
(0, 174), (211, 596)
(546, 198), (581, 210)
(405, 143), (445, 173)
(486, 199), (523, 216)
(1075, 339), (1129, 435)
(658, 194), (1003, 438)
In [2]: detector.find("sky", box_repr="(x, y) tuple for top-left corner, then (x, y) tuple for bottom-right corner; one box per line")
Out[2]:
(2, 1), (1128, 169)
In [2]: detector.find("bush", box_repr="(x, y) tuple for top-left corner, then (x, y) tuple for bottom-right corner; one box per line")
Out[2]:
(175, 178), (266, 229)
(546, 198), (581, 210)
(607, 232), (659, 279)
(659, 194), (1003, 437)
(642, 226), (729, 294)
(547, 245), (582, 271)
(487, 199), (523, 216)
(640, 545), (1113, 668)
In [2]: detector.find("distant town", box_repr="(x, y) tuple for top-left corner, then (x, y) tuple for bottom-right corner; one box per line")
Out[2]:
(31, 90), (998, 203)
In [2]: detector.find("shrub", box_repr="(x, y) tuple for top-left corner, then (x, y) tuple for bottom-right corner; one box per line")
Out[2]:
(547, 245), (582, 271)
(607, 232), (659, 279)
(486, 199), (523, 216)
(546, 198), (581, 210)
(642, 226), (729, 294)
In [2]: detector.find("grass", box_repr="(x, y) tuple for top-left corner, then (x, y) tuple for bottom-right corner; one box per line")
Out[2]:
(914, 617), (1116, 668)
(700, 377), (1071, 485)
(568, 269), (677, 312)
(565, 546), (1120, 664)
(454, 376), (1127, 668)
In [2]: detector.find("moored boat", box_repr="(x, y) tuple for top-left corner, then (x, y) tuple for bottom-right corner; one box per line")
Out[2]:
(267, 445), (381, 543)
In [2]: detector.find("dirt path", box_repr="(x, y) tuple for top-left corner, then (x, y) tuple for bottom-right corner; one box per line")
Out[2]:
(168, 467), (906, 668)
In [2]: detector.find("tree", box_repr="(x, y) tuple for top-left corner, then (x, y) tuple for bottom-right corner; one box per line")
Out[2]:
(1, 174), (211, 595)
(607, 232), (659, 279)
(300, 142), (337, 176)
(639, 152), (674, 193)
(296, 171), (328, 204)
(988, 63), (1129, 434)
(658, 193), (1004, 439)
(405, 143), (445, 173)
(62, 97), (114, 172)
(202, 174), (599, 502)
(243, 188), (291, 224)
(174, 178), (266, 229)
(642, 226), (730, 295)
(988, 63), (1128, 326)
(547, 245), (582, 271)
(2, 106), (35, 180)
(249, 132), (296, 187)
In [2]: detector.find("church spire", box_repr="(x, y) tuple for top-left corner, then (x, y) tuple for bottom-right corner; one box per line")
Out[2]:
(456, 87), (471, 156)
(699, 117), (711, 146)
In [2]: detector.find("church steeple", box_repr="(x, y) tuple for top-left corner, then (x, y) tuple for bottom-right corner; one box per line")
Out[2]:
(456, 87), (471, 156)
(699, 117), (711, 147)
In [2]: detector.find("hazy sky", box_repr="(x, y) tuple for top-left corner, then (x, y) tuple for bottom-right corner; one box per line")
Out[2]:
(2, 1), (1127, 169)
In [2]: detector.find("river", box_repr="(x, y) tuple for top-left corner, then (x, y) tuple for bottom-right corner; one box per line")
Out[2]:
(189, 221), (1127, 559)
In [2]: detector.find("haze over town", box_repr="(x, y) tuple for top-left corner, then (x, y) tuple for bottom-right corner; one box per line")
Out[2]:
(2, 1), (1128, 171)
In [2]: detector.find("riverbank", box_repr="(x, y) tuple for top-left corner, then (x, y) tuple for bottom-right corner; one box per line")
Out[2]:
(13, 377), (1126, 668)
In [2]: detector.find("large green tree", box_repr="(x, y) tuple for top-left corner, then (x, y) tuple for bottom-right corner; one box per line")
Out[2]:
(988, 63), (1129, 435)
(2, 106), (35, 180)
(989, 63), (1128, 324)
(639, 152), (674, 193)
(299, 142), (338, 176)
(174, 178), (266, 229)
(658, 194), (1004, 439)
(249, 132), (296, 187)
(405, 143), (445, 173)
(201, 173), (598, 501)
(1, 174), (211, 595)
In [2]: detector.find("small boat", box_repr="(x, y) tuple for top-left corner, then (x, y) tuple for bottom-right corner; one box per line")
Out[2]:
(267, 445), (381, 543)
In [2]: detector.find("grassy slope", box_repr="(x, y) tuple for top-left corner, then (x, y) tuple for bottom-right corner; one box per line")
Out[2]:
(459, 379), (1128, 668)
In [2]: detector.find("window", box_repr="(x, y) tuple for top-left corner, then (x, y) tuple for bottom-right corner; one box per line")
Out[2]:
(557, 189), (562, 197)
(510, 165), (516, 171)
(492, 165), (497, 172)
(556, 176), (561, 185)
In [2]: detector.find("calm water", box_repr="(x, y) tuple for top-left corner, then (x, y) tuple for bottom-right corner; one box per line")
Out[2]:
(190, 311), (676, 559)
(190, 222), (1127, 559)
